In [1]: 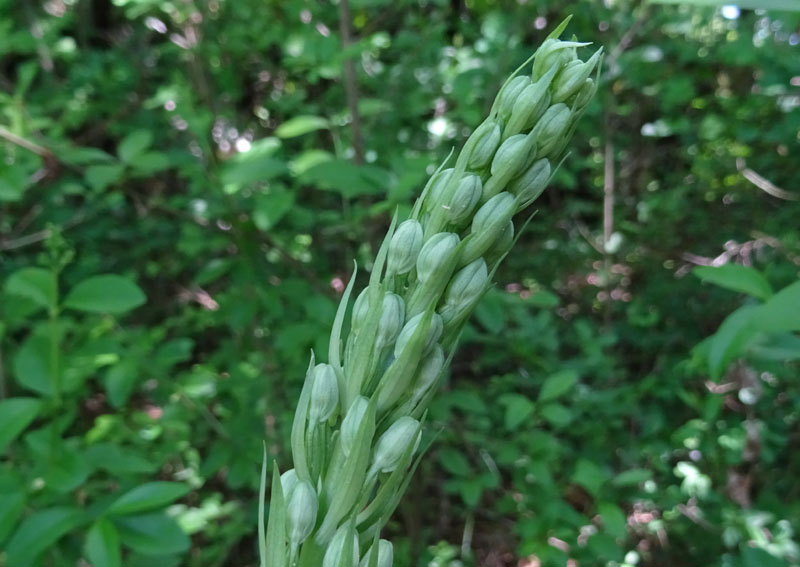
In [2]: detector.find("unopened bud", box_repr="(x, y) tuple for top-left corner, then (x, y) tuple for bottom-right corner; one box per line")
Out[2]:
(504, 67), (556, 139)
(280, 468), (299, 500)
(425, 168), (455, 210)
(416, 232), (460, 285)
(551, 48), (603, 103)
(445, 174), (482, 225)
(360, 539), (394, 567)
(309, 363), (339, 423)
(445, 259), (489, 309)
(495, 75), (531, 121)
(411, 344), (445, 404)
(509, 158), (551, 206)
(341, 396), (370, 458)
(323, 524), (360, 567)
(485, 220), (515, 267)
(394, 311), (443, 358)
(372, 416), (420, 474)
(534, 103), (571, 157)
(490, 134), (532, 178)
(466, 121), (502, 170)
(531, 39), (588, 80)
(462, 192), (517, 264)
(351, 288), (370, 333)
(572, 77), (597, 110)
(375, 292), (405, 350)
(386, 219), (424, 276)
(287, 480), (318, 547)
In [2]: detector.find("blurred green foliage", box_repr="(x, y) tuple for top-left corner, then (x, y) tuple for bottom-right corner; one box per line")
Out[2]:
(1, 0), (798, 566)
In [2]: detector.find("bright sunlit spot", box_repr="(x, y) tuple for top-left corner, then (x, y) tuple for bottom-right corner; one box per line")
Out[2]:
(235, 138), (252, 153)
(721, 5), (741, 20)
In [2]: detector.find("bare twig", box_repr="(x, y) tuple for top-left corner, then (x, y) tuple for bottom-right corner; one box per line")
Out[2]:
(0, 125), (51, 158)
(603, 140), (615, 246)
(338, 0), (365, 165)
(736, 158), (799, 201)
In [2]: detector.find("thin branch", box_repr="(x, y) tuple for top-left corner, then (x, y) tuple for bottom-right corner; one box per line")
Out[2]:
(0, 125), (51, 158)
(736, 158), (799, 201)
(338, 0), (365, 165)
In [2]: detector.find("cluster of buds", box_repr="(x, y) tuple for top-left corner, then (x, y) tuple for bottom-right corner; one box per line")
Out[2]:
(262, 19), (601, 567)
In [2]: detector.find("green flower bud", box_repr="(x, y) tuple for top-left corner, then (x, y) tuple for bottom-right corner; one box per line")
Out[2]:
(462, 192), (516, 265)
(375, 292), (405, 350)
(490, 134), (531, 178)
(309, 363), (339, 423)
(445, 174), (482, 225)
(495, 75), (531, 121)
(410, 344), (445, 405)
(350, 288), (370, 333)
(386, 219), (424, 276)
(466, 121), (502, 170)
(445, 259), (489, 309)
(484, 219), (514, 267)
(416, 232), (460, 285)
(287, 480), (318, 547)
(503, 67), (556, 139)
(372, 416), (420, 474)
(534, 103), (571, 157)
(340, 396), (370, 458)
(360, 539), (394, 567)
(572, 77), (597, 110)
(531, 39), (588, 80)
(280, 468), (299, 500)
(394, 311), (443, 358)
(509, 158), (551, 206)
(425, 168), (455, 211)
(551, 48), (602, 104)
(323, 524), (360, 567)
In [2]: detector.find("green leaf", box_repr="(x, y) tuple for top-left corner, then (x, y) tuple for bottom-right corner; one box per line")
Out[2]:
(538, 370), (579, 403)
(253, 190), (295, 231)
(707, 305), (761, 379)
(438, 447), (471, 476)
(263, 463), (287, 567)
(114, 512), (190, 556)
(84, 443), (157, 475)
(648, 0), (800, 11)
(756, 281), (800, 333)
(43, 450), (92, 493)
(597, 502), (627, 539)
(0, 398), (42, 452)
(118, 129), (153, 163)
(4, 267), (54, 309)
(0, 492), (26, 545)
(85, 518), (122, 567)
(501, 393), (535, 430)
(693, 265), (772, 301)
(539, 403), (574, 427)
(5, 507), (85, 567)
(108, 482), (190, 516)
(570, 459), (608, 497)
(104, 361), (140, 408)
(63, 274), (146, 314)
(220, 157), (287, 187)
(12, 333), (53, 395)
(274, 115), (329, 138)
(298, 160), (389, 199)
(86, 164), (125, 192)
(129, 151), (171, 175)
(612, 468), (652, 487)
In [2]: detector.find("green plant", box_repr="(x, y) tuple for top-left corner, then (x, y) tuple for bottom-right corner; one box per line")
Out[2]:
(260, 20), (602, 566)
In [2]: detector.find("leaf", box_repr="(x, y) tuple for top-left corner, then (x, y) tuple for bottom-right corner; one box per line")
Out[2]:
(648, 0), (800, 11)
(570, 459), (608, 497)
(539, 403), (574, 427)
(612, 468), (652, 487)
(114, 512), (190, 556)
(63, 274), (146, 314)
(707, 305), (761, 379)
(502, 393), (535, 430)
(118, 129), (153, 163)
(108, 482), (191, 516)
(756, 281), (800, 333)
(129, 151), (171, 175)
(85, 518), (122, 567)
(0, 398), (42, 452)
(84, 443), (157, 475)
(5, 507), (85, 567)
(0, 492), (26, 545)
(263, 463), (287, 567)
(298, 160), (389, 198)
(13, 333), (53, 395)
(85, 164), (125, 193)
(220, 157), (287, 187)
(538, 370), (579, 403)
(104, 361), (140, 408)
(43, 450), (92, 494)
(253, 190), (295, 231)
(274, 115), (329, 138)
(4, 267), (54, 309)
(693, 265), (772, 301)
(438, 447), (471, 476)
(597, 502), (627, 539)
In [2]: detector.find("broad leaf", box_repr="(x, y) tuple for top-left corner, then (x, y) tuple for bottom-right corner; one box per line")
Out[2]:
(0, 398), (42, 452)
(63, 274), (146, 314)
(538, 369), (579, 403)
(108, 482), (190, 516)
(274, 115), (329, 138)
(114, 512), (190, 555)
(5, 507), (85, 567)
(85, 518), (122, 567)
(756, 281), (800, 333)
(4, 267), (54, 309)
(693, 265), (772, 301)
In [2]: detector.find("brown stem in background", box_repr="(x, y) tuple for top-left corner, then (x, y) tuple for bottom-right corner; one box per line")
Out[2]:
(338, 0), (365, 165)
